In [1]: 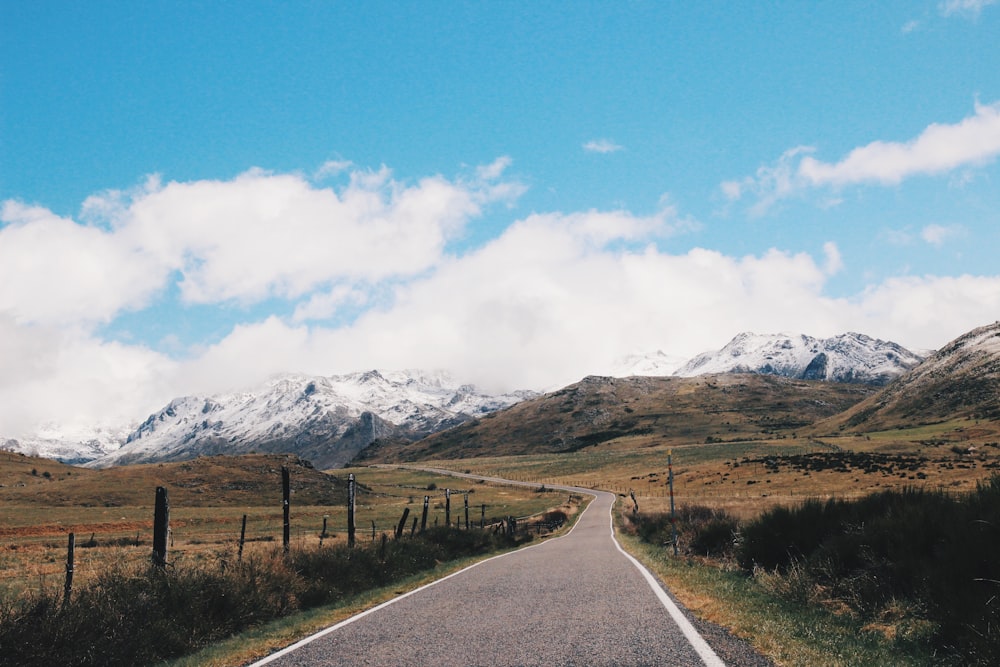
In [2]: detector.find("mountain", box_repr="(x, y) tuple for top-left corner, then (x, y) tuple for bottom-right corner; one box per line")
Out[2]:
(674, 332), (924, 385)
(610, 350), (688, 377)
(358, 373), (875, 463)
(818, 321), (1000, 433)
(1, 423), (132, 465)
(87, 370), (535, 469)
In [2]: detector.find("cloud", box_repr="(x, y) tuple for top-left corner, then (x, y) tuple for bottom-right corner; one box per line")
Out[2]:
(583, 139), (625, 154)
(725, 101), (1000, 212)
(920, 223), (966, 246)
(4, 161), (1000, 440)
(0, 201), (168, 326)
(939, 0), (996, 17)
(901, 19), (921, 33)
(2, 160), (523, 324)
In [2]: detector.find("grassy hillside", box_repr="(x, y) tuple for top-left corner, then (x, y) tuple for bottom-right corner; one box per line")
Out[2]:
(358, 373), (874, 463)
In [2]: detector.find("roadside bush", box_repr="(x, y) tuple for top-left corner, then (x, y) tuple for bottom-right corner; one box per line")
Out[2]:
(0, 528), (528, 667)
(627, 505), (738, 558)
(736, 477), (1000, 665)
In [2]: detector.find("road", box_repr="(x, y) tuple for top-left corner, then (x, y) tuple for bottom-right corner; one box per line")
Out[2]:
(248, 478), (769, 667)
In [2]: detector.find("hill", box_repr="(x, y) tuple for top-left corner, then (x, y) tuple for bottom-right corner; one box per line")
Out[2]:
(817, 321), (1000, 434)
(0, 452), (345, 507)
(357, 373), (875, 463)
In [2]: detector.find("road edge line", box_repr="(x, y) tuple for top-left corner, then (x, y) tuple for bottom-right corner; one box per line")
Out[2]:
(607, 495), (727, 667)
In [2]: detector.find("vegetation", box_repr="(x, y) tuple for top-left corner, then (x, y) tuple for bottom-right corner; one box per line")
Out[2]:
(626, 477), (1000, 665)
(0, 528), (528, 667)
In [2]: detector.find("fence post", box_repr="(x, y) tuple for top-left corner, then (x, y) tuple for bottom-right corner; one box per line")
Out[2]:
(395, 507), (410, 539)
(445, 488), (451, 527)
(669, 450), (678, 556)
(282, 466), (290, 554)
(464, 492), (469, 530)
(420, 495), (429, 532)
(152, 486), (169, 568)
(410, 516), (417, 537)
(238, 514), (247, 562)
(347, 473), (356, 548)
(481, 503), (486, 528)
(63, 532), (75, 607)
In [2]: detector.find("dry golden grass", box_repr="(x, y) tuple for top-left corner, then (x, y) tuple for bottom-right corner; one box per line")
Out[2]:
(0, 454), (563, 597)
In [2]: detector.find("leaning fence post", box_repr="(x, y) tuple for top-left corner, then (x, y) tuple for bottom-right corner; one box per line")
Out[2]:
(347, 473), (356, 547)
(282, 466), (290, 554)
(395, 507), (410, 539)
(420, 495), (429, 532)
(238, 514), (247, 562)
(152, 486), (169, 568)
(63, 532), (75, 607)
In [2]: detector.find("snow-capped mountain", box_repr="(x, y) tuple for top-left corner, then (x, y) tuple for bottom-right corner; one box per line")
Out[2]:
(84, 370), (535, 469)
(674, 332), (925, 385)
(1, 423), (132, 464)
(610, 350), (687, 377)
(825, 321), (1000, 431)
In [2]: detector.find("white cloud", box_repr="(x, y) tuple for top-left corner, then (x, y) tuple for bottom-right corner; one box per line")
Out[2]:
(822, 242), (844, 275)
(940, 0), (996, 17)
(901, 19), (921, 33)
(726, 101), (1000, 211)
(0, 201), (168, 325)
(583, 139), (625, 154)
(292, 284), (369, 322)
(4, 161), (1000, 441)
(799, 101), (1000, 187)
(921, 223), (966, 246)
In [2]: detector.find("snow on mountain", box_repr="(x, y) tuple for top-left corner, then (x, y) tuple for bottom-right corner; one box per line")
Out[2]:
(674, 332), (924, 385)
(1, 422), (130, 464)
(86, 370), (536, 469)
(610, 350), (688, 378)
(821, 321), (1000, 431)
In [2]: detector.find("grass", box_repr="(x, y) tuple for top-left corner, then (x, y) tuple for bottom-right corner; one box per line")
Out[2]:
(616, 509), (932, 666)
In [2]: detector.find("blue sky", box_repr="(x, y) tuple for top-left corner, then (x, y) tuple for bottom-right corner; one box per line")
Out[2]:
(2, 1), (1000, 436)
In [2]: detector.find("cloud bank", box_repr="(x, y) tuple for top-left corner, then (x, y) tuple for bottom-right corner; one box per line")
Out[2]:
(2, 158), (999, 438)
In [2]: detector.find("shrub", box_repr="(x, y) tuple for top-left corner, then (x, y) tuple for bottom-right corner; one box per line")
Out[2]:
(735, 477), (1000, 665)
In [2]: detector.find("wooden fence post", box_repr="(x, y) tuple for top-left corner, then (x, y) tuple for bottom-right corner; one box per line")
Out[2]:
(410, 516), (417, 537)
(445, 489), (451, 527)
(481, 503), (486, 528)
(395, 507), (410, 539)
(420, 495), (429, 532)
(238, 514), (247, 562)
(152, 486), (169, 568)
(347, 473), (356, 548)
(282, 466), (290, 554)
(464, 492), (469, 530)
(63, 532), (75, 608)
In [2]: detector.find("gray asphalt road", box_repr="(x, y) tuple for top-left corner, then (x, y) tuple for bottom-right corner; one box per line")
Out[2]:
(249, 483), (770, 667)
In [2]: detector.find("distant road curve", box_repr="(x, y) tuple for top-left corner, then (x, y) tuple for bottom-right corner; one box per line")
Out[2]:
(248, 469), (771, 667)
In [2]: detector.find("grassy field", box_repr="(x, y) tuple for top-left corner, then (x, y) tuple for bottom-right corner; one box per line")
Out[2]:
(417, 421), (1000, 519)
(0, 454), (566, 598)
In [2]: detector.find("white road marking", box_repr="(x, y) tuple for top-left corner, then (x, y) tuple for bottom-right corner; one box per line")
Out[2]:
(606, 495), (727, 667)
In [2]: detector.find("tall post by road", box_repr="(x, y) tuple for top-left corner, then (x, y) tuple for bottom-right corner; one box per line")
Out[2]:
(282, 466), (290, 554)
(347, 473), (357, 547)
(152, 486), (169, 568)
(668, 450), (678, 556)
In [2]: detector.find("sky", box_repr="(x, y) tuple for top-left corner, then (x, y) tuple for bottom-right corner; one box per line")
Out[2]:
(2, 1), (1000, 438)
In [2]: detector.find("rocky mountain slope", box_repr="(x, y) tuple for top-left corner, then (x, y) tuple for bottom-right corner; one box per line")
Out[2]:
(674, 332), (924, 385)
(817, 322), (1000, 433)
(88, 370), (535, 469)
(359, 373), (876, 463)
